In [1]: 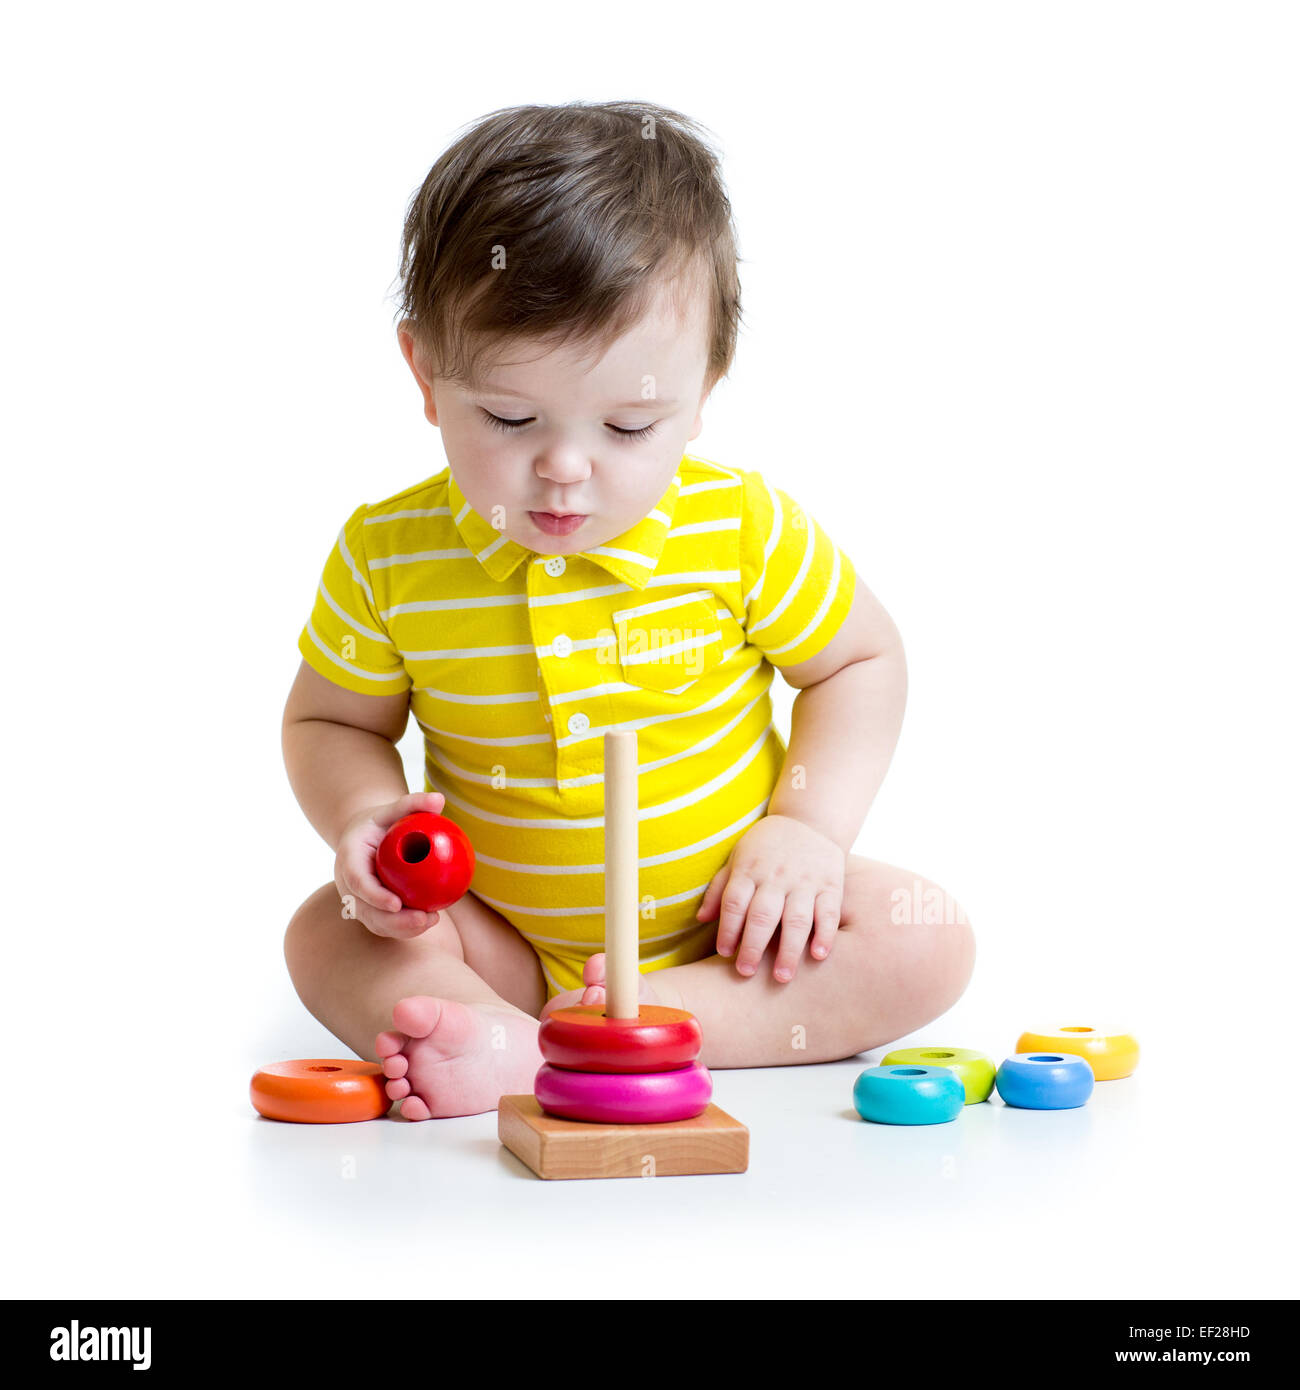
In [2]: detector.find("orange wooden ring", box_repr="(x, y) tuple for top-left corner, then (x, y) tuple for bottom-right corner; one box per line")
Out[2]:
(250, 1059), (390, 1123)
(539, 1005), (703, 1073)
(1015, 1026), (1139, 1080)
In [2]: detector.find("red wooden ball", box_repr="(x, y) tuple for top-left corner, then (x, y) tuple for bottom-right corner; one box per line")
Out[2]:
(375, 812), (475, 912)
(539, 1005), (703, 1073)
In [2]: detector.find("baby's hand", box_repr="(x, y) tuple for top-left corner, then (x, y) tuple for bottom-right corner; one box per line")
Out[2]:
(334, 791), (448, 939)
(695, 816), (844, 982)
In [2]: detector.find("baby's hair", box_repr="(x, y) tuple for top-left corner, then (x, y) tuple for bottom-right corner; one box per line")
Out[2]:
(393, 100), (744, 393)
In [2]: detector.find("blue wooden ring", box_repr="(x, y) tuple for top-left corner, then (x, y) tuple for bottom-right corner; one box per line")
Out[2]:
(995, 1052), (1095, 1109)
(852, 1065), (965, 1125)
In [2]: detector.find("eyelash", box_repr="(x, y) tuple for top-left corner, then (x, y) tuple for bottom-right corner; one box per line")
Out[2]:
(480, 410), (657, 442)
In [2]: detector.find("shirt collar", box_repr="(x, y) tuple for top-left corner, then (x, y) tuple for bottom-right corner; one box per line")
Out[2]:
(448, 464), (683, 590)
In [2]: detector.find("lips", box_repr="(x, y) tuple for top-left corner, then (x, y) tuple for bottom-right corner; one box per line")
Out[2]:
(529, 510), (588, 536)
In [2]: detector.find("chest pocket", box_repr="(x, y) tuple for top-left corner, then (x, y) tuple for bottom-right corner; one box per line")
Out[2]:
(613, 593), (724, 695)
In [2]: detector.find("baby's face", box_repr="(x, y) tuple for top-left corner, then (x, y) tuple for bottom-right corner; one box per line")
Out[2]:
(401, 274), (714, 553)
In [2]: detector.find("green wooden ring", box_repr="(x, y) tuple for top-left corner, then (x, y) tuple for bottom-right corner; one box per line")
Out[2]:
(880, 1046), (995, 1104)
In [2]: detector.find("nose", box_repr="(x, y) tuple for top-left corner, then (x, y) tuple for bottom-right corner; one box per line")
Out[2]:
(533, 443), (592, 488)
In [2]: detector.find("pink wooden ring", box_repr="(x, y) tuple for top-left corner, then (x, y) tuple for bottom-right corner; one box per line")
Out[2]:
(539, 1005), (702, 1073)
(534, 1061), (713, 1124)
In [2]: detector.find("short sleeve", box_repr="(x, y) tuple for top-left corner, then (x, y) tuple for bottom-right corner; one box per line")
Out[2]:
(739, 469), (857, 668)
(297, 504), (411, 695)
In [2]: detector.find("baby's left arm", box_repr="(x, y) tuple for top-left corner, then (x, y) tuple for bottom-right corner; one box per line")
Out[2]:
(695, 574), (907, 982)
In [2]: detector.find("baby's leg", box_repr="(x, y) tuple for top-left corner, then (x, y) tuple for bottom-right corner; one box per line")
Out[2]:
(283, 883), (547, 1118)
(627, 856), (976, 1068)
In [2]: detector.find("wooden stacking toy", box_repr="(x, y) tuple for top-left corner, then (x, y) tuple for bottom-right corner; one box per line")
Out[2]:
(880, 1046), (996, 1104)
(995, 1052), (1095, 1109)
(1015, 1025), (1139, 1080)
(250, 1059), (390, 1123)
(498, 728), (749, 1179)
(853, 1064), (965, 1125)
(375, 809), (475, 912)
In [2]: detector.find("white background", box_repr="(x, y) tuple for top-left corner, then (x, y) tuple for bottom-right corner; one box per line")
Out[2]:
(3, 1), (1296, 1301)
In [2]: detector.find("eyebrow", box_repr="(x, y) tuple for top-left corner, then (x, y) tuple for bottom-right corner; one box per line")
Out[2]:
(470, 383), (677, 411)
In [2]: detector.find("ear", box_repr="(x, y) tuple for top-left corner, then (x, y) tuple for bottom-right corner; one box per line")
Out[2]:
(685, 378), (715, 442)
(397, 322), (439, 427)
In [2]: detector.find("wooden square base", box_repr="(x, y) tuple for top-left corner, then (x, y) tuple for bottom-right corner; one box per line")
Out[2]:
(498, 1095), (749, 1180)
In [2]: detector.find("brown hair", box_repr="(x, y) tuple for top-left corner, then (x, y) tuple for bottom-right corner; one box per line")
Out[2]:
(393, 100), (743, 393)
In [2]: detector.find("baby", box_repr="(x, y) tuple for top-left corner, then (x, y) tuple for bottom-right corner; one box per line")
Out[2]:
(282, 100), (975, 1120)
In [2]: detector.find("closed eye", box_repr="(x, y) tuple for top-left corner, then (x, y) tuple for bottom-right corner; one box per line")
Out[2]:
(480, 410), (656, 441)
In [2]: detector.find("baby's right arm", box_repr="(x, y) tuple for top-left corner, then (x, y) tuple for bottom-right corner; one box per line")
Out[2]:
(282, 660), (443, 939)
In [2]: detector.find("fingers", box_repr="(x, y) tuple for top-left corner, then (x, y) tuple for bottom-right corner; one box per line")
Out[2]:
(771, 890), (815, 983)
(340, 840), (405, 916)
(695, 865), (728, 923)
(713, 870), (755, 958)
(732, 882), (785, 977)
(714, 874), (841, 981)
(335, 863), (436, 940)
(809, 889), (841, 962)
(373, 789), (446, 831)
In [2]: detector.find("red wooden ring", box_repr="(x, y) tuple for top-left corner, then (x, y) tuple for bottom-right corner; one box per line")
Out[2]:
(538, 1005), (703, 1073)
(534, 1061), (713, 1124)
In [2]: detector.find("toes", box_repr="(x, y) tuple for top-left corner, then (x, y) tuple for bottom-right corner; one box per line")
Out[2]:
(399, 1094), (432, 1121)
(385, 1077), (411, 1100)
(392, 995), (444, 1038)
(582, 952), (607, 986)
(381, 1054), (408, 1079)
(375, 1029), (406, 1059)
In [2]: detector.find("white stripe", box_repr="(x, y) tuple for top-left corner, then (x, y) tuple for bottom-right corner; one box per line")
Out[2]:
(611, 589), (714, 623)
(666, 518), (740, 538)
(304, 620), (406, 685)
(766, 543), (846, 657)
(621, 630), (722, 667)
(584, 544), (660, 567)
(647, 570), (739, 587)
(743, 474), (781, 613)
(415, 684), (538, 706)
(369, 547), (473, 569)
(474, 872), (755, 923)
(382, 591), (528, 620)
(412, 713), (551, 748)
(679, 476), (742, 496)
(536, 957), (566, 996)
(749, 492), (816, 637)
(476, 529), (512, 565)
(364, 507), (451, 523)
(318, 579), (388, 643)
(512, 913), (715, 943)
(336, 528), (377, 607)
(400, 640), (541, 661)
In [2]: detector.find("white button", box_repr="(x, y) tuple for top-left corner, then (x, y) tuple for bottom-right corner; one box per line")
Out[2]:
(544, 556), (566, 577)
(568, 711), (590, 734)
(553, 633), (573, 657)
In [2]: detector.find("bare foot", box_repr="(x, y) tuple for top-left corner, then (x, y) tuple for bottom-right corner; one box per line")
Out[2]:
(375, 997), (542, 1120)
(539, 951), (684, 1022)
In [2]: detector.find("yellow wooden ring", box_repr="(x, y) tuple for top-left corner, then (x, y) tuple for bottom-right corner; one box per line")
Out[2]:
(1015, 1026), (1139, 1080)
(881, 1046), (995, 1103)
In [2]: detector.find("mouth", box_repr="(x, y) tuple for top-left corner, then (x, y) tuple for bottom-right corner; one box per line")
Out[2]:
(528, 509), (589, 535)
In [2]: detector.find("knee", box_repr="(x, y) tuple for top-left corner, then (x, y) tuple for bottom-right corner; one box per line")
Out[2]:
(864, 870), (976, 1017)
(283, 882), (341, 980)
(932, 907), (976, 1013)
